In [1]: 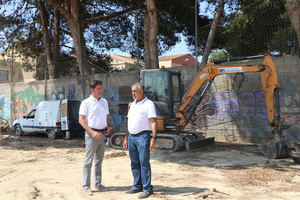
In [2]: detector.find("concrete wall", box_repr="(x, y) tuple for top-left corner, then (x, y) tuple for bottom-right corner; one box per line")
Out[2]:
(169, 55), (300, 143)
(0, 70), (139, 133)
(0, 55), (299, 144)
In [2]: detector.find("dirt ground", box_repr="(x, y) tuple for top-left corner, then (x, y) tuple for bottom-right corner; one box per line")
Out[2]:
(0, 132), (299, 200)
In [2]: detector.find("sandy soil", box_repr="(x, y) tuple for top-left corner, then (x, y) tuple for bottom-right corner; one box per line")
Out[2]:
(0, 132), (300, 200)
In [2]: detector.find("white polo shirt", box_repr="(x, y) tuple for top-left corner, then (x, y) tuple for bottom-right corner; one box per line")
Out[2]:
(127, 97), (157, 134)
(79, 95), (109, 129)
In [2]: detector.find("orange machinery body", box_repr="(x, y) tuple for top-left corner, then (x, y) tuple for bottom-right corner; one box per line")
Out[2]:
(176, 54), (279, 132)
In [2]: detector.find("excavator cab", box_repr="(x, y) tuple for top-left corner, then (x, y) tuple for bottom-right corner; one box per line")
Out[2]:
(140, 69), (183, 129)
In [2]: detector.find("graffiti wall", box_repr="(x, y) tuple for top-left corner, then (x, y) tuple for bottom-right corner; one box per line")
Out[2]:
(51, 86), (65, 100)
(0, 94), (11, 120)
(67, 85), (76, 100)
(103, 86), (132, 132)
(51, 85), (77, 100)
(188, 91), (283, 131)
(13, 87), (44, 119)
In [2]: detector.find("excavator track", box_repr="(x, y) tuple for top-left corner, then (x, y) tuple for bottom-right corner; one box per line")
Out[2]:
(110, 132), (126, 150)
(110, 132), (214, 152)
(110, 132), (185, 151)
(155, 133), (185, 151)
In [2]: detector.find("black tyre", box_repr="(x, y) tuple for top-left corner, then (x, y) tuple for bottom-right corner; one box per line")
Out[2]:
(14, 124), (22, 136)
(47, 129), (56, 139)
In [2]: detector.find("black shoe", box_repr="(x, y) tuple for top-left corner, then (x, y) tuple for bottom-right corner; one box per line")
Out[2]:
(137, 191), (153, 199)
(125, 187), (142, 194)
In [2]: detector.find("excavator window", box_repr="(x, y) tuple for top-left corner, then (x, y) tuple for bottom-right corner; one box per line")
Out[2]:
(171, 75), (180, 102)
(143, 70), (169, 102)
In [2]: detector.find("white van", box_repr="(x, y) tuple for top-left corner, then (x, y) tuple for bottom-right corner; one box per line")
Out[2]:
(12, 99), (84, 139)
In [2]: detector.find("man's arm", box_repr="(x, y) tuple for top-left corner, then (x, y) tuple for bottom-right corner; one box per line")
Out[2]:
(149, 118), (157, 152)
(104, 114), (111, 136)
(123, 124), (129, 150)
(79, 115), (102, 140)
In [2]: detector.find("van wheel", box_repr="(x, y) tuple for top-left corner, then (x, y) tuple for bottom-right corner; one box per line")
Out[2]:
(14, 125), (22, 136)
(47, 129), (56, 139)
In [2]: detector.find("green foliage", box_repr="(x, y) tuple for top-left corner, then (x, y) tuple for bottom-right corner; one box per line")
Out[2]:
(19, 61), (34, 72)
(1, 0), (296, 78)
(0, 59), (8, 67)
(216, 0), (297, 56)
(33, 53), (78, 80)
(89, 54), (112, 74)
(209, 49), (229, 60)
(127, 62), (140, 71)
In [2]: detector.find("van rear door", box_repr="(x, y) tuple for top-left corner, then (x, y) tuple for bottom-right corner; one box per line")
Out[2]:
(61, 99), (68, 131)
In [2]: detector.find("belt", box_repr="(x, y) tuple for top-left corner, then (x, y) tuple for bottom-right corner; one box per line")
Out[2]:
(133, 130), (151, 135)
(91, 127), (107, 132)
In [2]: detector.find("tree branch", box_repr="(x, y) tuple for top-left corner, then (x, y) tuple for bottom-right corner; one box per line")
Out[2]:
(44, 0), (69, 19)
(61, 44), (75, 49)
(83, 7), (138, 25)
(60, 28), (72, 36)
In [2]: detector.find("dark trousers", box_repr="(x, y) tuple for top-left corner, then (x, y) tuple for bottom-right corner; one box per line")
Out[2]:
(128, 131), (153, 193)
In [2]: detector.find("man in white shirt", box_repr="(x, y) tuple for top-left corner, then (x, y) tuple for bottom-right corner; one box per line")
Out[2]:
(79, 80), (111, 196)
(123, 82), (157, 199)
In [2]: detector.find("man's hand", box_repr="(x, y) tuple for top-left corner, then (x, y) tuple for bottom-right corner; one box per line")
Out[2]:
(103, 127), (111, 136)
(123, 138), (128, 150)
(92, 131), (102, 140)
(79, 115), (102, 140)
(150, 138), (156, 152)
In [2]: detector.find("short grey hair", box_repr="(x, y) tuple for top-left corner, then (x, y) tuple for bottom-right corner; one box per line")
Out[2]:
(131, 82), (144, 90)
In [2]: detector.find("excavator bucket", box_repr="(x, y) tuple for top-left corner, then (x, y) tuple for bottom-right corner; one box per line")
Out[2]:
(283, 125), (300, 151)
(259, 137), (289, 159)
(259, 125), (300, 161)
(179, 131), (215, 152)
(283, 125), (300, 163)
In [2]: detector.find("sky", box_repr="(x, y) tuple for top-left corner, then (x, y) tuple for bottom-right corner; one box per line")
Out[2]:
(107, 35), (191, 58)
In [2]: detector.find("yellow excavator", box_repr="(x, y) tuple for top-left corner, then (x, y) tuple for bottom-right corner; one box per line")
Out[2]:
(110, 54), (300, 162)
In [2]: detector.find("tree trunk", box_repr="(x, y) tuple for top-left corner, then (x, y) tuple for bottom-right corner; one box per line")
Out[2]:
(146, 0), (159, 69)
(46, 0), (91, 76)
(144, 11), (151, 68)
(67, 0), (90, 76)
(38, 0), (55, 79)
(286, 0), (300, 47)
(53, 8), (60, 78)
(68, 22), (90, 76)
(200, 0), (224, 70)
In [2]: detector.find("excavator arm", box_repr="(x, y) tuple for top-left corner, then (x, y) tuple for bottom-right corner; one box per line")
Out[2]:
(175, 54), (279, 132)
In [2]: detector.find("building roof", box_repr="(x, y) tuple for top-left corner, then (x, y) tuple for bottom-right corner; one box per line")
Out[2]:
(159, 54), (200, 66)
(159, 54), (188, 61)
(111, 54), (140, 64)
